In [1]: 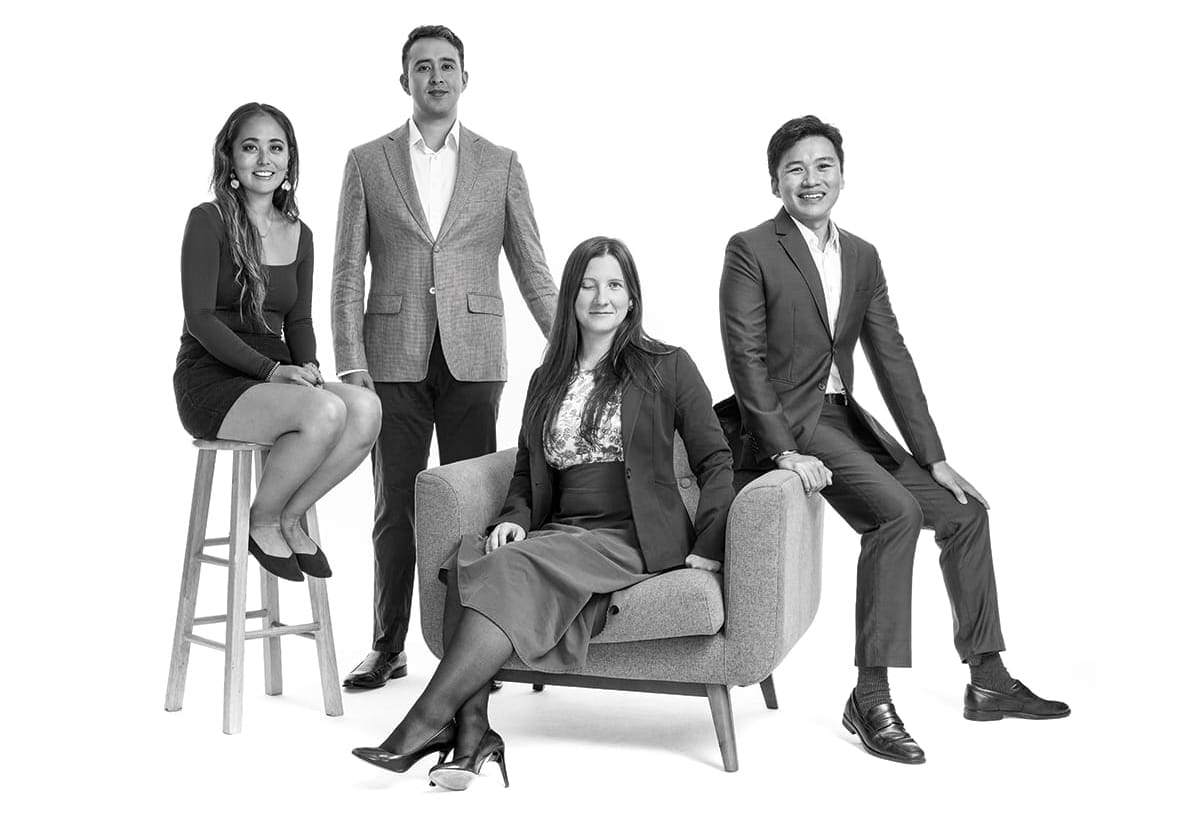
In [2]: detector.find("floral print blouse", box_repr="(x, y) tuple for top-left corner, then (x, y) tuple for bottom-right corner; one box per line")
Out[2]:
(543, 370), (623, 469)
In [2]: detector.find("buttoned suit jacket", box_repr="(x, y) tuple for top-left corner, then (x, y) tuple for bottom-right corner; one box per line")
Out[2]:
(332, 123), (558, 382)
(492, 347), (734, 570)
(719, 209), (945, 469)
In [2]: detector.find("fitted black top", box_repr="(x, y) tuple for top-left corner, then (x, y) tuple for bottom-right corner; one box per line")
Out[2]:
(180, 202), (318, 379)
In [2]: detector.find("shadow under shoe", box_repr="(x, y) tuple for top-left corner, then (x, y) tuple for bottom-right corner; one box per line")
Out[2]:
(428, 729), (509, 791)
(351, 722), (456, 774)
(842, 691), (926, 765)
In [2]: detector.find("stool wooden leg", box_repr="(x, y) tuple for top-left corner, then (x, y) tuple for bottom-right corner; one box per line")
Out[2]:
(255, 451), (283, 697)
(303, 507), (343, 717)
(165, 449), (217, 712)
(223, 450), (253, 734)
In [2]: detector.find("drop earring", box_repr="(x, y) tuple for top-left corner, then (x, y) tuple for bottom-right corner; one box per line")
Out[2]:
(229, 175), (240, 190)
(281, 179), (292, 192)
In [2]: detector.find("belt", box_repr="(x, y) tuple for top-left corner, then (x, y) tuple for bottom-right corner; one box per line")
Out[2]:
(823, 392), (849, 406)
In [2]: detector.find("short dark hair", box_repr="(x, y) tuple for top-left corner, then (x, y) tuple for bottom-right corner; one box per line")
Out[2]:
(767, 116), (845, 180)
(401, 25), (465, 73)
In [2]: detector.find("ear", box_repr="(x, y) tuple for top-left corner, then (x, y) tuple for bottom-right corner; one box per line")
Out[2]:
(399, 73), (410, 95)
(770, 176), (780, 198)
(461, 70), (469, 90)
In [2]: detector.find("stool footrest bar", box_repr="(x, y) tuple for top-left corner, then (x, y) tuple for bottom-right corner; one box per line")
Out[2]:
(198, 554), (229, 567)
(184, 633), (225, 651)
(193, 610), (268, 626)
(203, 537), (230, 548)
(244, 622), (320, 640)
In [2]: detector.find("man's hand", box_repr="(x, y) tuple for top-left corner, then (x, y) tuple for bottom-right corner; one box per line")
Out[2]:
(685, 554), (721, 573)
(340, 371), (375, 391)
(776, 452), (833, 495)
(929, 461), (989, 509)
(485, 522), (527, 553)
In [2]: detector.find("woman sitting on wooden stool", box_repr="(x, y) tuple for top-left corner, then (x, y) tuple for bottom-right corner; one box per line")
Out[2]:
(173, 102), (380, 581)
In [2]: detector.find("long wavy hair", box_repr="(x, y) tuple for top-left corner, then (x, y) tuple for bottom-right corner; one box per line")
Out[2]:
(210, 102), (300, 329)
(526, 237), (668, 444)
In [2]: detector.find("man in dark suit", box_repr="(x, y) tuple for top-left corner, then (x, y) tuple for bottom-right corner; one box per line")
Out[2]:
(719, 116), (1068, 764)
(332, 25), (557, 689)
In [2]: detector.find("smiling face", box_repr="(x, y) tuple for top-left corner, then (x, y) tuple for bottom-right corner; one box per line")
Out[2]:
(773, 135), (844, 233)
(401, 37), (467, 120)
(574, 254), (631, 343)
(230, 114), (289, 196)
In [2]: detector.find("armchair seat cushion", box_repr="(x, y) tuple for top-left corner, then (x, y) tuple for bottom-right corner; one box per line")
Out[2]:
(591, 567), (724, 644)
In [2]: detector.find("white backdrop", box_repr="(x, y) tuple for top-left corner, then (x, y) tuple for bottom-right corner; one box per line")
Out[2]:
(4, 0), (1195, 809)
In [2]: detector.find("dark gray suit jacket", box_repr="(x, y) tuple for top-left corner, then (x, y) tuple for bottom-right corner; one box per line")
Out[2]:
(719, 209), (945, 469)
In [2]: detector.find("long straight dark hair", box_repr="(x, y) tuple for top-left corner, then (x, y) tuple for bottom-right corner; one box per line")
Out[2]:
(210, 102), (300, 329)
(526, 237), (668, 443)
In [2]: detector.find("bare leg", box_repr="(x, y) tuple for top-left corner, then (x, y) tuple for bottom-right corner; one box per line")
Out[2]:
(217, 384), (346, 556)
(276, 382), (381, 553)
(380, 608), (512, 754)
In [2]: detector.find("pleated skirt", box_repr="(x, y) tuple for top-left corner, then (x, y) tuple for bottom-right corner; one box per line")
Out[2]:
(443, 461), (651, 672)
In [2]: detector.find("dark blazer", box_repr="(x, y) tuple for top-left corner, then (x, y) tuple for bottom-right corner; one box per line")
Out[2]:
(492, 347), (734, 570)
(719, 209), (945, 469)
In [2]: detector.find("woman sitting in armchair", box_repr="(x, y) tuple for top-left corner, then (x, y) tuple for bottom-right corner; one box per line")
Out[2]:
(352, 236), (733, 789)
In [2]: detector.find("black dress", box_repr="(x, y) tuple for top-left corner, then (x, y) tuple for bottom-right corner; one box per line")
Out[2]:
(173, 203), (318, 440)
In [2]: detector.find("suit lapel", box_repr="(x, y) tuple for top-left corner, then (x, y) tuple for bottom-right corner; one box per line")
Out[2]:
(774, 209), (832, 338)
(620, 378), (646, 454)
(436, 126), (483, 241)
(835, 231), (859, 341)
(383, 123), (434, 243)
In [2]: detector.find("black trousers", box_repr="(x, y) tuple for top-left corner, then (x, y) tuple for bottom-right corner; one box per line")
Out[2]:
(370, 333), (504, 653)
(737, 402), (1005, 667)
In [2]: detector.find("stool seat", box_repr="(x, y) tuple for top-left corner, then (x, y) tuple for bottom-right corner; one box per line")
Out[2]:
(165, 441), (342, 733)
(192, 439), (270, 452)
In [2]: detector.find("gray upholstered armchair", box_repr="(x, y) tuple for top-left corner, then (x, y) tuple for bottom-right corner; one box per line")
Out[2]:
(414, 436), (823, 771)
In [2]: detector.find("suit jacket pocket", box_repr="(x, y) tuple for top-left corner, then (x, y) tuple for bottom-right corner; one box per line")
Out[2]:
(466, 292), (504, 316)
(365, 293), (403, 314)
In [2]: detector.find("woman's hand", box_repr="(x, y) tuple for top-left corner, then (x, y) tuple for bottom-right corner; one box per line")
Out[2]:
(302, 362), (325, 387)
(685, 554), (721, 573)
(269, 364), (319, 387)
(485, 522), (527, 553)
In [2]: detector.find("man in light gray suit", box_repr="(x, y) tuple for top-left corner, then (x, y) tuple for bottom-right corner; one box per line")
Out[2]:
(332, 24), (557, 689)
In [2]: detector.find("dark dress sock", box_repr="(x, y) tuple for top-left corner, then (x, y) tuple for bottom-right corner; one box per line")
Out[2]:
(967, 651), (1013, 691)
(856, 666), (892, 711)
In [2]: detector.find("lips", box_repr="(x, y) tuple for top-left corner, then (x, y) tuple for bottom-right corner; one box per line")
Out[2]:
(799, 192), (825, 200)
(252, 170), (275, 178)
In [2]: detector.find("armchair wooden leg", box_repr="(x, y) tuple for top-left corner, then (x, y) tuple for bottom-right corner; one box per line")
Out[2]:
(532, 684), (545, 692)
(705, 684), (738, 772)
(760, 674), (779, 710)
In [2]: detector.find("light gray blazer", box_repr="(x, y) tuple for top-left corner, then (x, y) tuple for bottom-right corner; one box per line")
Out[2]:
(331, 123), (557, 382)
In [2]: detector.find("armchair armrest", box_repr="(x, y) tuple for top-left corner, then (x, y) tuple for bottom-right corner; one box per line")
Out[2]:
(414, 448), (517, 657)
(721, 469), (824, 687)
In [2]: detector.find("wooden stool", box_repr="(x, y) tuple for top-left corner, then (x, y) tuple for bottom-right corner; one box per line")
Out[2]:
(164, 439), (343, 733)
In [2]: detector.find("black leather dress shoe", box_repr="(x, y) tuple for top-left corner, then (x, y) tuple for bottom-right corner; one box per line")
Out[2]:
(842, 691), (926, 764)
(342, 651), (407, 689)
(964, 680), (1070, 721)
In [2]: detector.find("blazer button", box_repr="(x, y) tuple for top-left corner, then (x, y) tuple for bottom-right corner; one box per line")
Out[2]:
(429, 286), (437, 295)
(433, 245), (441, 253)
(625, 467), (632, 479)
(817, 382), (826, 391)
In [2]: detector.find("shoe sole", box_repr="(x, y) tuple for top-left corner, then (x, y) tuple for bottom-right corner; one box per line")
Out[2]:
(963, 708), (1071, 721)
(342, 664), (408, 689)
(842, 716), (926, 764)
(429, 768), (476, 791)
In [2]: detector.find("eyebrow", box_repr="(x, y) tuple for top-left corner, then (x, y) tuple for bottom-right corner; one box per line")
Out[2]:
(240, 137), (286, 144)
(413, 56), (459, 66)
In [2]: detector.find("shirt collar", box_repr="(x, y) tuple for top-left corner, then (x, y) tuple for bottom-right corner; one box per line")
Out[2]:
(408, 118), (460, 154)
(790, 215), (840, 254)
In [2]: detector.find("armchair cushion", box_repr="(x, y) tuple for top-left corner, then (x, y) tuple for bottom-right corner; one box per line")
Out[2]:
(591, 568), (724, 644)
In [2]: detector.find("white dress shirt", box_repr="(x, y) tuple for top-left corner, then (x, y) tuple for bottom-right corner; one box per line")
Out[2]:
(791, 216), (846, 394)
(408, 118), (460, 238)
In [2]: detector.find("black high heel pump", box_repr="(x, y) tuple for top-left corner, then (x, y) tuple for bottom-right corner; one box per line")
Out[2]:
(428, 729), (509, 791)
(351, 722), (457, 774)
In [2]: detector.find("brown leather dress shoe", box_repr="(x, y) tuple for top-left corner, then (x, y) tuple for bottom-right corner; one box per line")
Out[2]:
(842, 691), (926, 764)
(343, 651), (407, 689)
(964, 680), (1070, 721)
